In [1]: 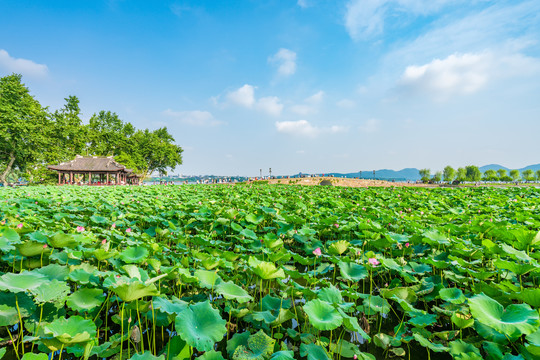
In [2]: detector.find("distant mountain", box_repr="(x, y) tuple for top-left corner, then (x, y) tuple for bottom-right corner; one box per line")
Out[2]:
(314, 164), (540, 181)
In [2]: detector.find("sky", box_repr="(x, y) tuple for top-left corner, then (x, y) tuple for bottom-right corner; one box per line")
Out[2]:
(1, 0), (539, 176)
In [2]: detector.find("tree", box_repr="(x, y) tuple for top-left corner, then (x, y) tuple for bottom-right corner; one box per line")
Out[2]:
(419, 169), (431, 183)
(456, 167), (467, 182)
(522, 169), (534, 182)
(465, 165), (481, 182)
(497, 169), (507, 180)
(0, 74), (49, 186)
(49, 96), (86, 162)
(115, 127), (183, 179)
(443, 166), (456, 183)
(536, 170), (540, 181)
(483, 169), (497, 182)
(510, 169), (520, 181)
(432, 171), (442, 183)
(85, 111), (134, 156)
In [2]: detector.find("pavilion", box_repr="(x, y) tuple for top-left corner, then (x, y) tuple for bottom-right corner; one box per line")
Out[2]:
(48, 155), (140, 185)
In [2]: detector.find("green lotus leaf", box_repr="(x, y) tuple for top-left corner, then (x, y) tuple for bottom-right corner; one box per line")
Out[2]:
(199, 350), (226, 360)
(439, 288), (466, 304)
(413, 333), (449, 353)
(90, 215), (108, 224)
(0, 236), (15, 252)
(482, 342), (506, 360)
(0, 272), (47, 293)
(494, 259), (536, 276)
(49, 232), (86, 248)
(380, 287), (417, 303)
(41, 315), (97, 351)
(0, 227), (20, 250)
(227, 332), (250, 357)
(152, 296), (188, 315)
(240, 228), (257, 240)
(195, 269), (222, 289)
(303, 299), (342, 331)
(30, 279), (70, 304)
(175, 300), (227, 352)
(525, 328), (540, 356)
(300, 343), (331, 360)
(328, 240), (349, 255)
(449, 340), (483, 360)
(469, 293), (540, 340)
(338, 261), (368, 281)
(66, 287), (105, 312)
(215, 281), (253, 303)
(474, 321), (508, 344)
(248, 257), (285, 280)
(67, 268), (98, 285)
(0, 304), (19, 327)
(104, 275), (159, 302)
(162, 336), (190, 360)
(92, 248), (117, 261)
(364, 296), (390, 315)
(128, 352), (165, 360)
(21, 354), (48, 360)
(270, 309), (295, 326)
(119, 246), (149, 263)
(270, 350), (294, 360)
(233, 330), (275, 360)
(451, 312), (474, 329)
(252, 310), (277, 324)
(16, 241), (50, 257)
(337, 309), (371, 342)
(34, 264), (69, 281)
(408, 312), (437, 328)
(512, 288), (540, 307)
(318, 285), (342, 304)
(0, 292), (36, 318)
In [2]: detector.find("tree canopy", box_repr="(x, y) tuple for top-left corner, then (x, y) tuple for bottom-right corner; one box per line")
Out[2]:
(0, 74), (183, 184)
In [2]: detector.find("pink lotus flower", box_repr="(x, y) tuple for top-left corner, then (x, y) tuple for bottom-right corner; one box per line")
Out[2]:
(405, 242), (410, 247)
(76, 226), (85, 232)
(313, 247), (322, 256)
(126, 228), (132, 233)
(368, 258), (379, 266)
(354, 356), (358, 360)
(0, 220), (5, 225)
(101, 239), (107, 245)
(43, 244), (47, 248)
(17, 223), (23, 229)
(334, 223), (339, 228)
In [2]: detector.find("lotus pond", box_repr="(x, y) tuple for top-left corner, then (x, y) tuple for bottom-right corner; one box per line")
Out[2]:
(0, 184), (540, 360)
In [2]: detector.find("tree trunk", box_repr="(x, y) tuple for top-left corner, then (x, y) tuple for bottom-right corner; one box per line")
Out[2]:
(0, 153), (16, 186)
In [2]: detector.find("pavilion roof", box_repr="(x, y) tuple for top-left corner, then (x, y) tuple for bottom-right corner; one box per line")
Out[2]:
(48, 155), (129, 172)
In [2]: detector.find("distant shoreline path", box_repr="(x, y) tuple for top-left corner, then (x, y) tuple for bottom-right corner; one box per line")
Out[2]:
(249, 177), (540, 188)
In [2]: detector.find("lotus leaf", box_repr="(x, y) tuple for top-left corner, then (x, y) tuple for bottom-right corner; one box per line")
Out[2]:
(449, 340), (483, 360)
(317, 285), (342, 304)
(195, 269), (222, 289)
(199, 350), (226, 360)
(104, 275), (160, 302)
(413, 333), (449, 352)
(152, 296), (188, 315)
(451, 312), (474, 329)
(30, 279), (70, 304)
(175, 300), (226, 352)
(0, 272), (47, 293)
(16, 241), (50, 257)
(270, 350), (295, 360)
(128, 352), (165, 360)
(21, 354), (48, 360)
(469, 293), (540, 340)
(119, 246), (149, 263)
(303, 299), (342, 331)
(66, 287), (105, 312)
(41, 316), (97, 351)
(34, 264), (69, 281)
(338, 261), (368, 281)
(227, 332), (251, 357)
(439, 288), (466, 304)
(328, 240), (349, 255)
(0, 304), (19, 326)
(233, 330), (275, 360)
(300, 343), (331, 360)
(249, 257), (285, 280)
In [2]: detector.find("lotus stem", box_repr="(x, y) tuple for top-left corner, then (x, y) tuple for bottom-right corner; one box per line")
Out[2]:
(6, 327), (20, 360)
(120, 302), (125, 360)
(152, 300), (156, 355)
(15, 295), (24, 355)
(136, 299), (144, 353)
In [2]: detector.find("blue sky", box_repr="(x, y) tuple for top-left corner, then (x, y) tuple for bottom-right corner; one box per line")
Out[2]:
(1, 0), (539, 176)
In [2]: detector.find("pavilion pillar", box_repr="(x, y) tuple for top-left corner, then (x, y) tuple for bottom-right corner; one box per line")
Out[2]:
(58, 172), (61, 185)
(88, 172), (91, 185)
(70, 172), (73, 184)
(107, 173), (109, 185)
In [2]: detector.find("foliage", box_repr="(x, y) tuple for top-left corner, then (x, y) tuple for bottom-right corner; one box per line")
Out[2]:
(1, 184), (540, 359)
(443, 166), (456, 182)
(465, 165), (481, 182)
(418, 169), (430, 183)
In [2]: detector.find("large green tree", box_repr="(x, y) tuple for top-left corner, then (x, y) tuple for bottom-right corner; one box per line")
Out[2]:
(443, 166), (456, 183)
(0, 74), (49, 186)
(418, 169), (431, 183)
(115, 127), (183, 179)
(522, 169), (534, 182)
(465, 165), (481, 182)
(49, 96), (86, 162)
(482, 169), (497, 182)
(456, 167), (467, 182)
(510, 169), (520, 181)
(85, 111), (135, 156)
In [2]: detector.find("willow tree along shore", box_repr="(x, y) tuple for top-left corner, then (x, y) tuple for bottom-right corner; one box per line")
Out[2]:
(0, 74), (182, 185)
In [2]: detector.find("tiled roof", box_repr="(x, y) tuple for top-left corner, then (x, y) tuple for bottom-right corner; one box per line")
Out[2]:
(48, 155), (128, 172)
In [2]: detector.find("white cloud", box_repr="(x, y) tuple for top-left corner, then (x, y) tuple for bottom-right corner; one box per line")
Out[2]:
(276, 120), (347, 137)
(162, 109), (221, 126)
(276, 120), (320, 137)
(296, 149), (306, 154)
(359, 119), (380, 133)
(290, 90), (325, 115)
(297, 0), (309, 8)
(398, 51), (540, 100)
(337, 99), (355, 108)
(269, 48), (297, 77)
(257, 96), (284, 116)
(227, 84), (256, 108)
(0, 49), (48, 78)
(344, 0), (458, 40)
(306, 90), (324, 104)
